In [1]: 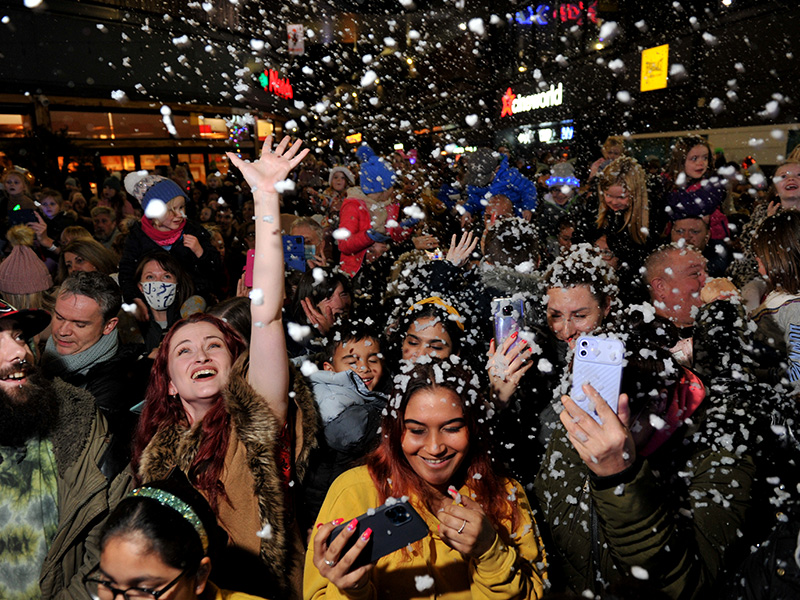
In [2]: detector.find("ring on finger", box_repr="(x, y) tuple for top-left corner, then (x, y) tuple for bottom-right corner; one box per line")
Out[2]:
(324, 559), (336, 567)
(457, 519), (467, 534)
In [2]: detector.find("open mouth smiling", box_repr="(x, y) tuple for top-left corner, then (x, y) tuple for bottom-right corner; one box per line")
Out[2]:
(191, 368), (218, 380)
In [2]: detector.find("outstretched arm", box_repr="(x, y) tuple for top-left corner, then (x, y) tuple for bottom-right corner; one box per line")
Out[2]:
(227, 136), (309, 426)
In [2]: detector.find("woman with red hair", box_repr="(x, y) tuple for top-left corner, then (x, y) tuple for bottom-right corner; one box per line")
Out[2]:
(304, 359), (547, 600)
(131, 137), (319, 599)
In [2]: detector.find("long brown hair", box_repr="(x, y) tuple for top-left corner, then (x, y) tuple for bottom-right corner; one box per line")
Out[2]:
(131, 313), (247, 510)
(667, 135), (712, 184)
(367, 360), (520, 533)
(753, 210), (800, 295)
(596, 156), (649, 245)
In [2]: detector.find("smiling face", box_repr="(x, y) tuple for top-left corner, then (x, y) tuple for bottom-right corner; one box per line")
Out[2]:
(401, 386), (469, 494)
(52, 292), (117, 356)
(324, 336), (383, 391)
(98, 534), (206, 600)
(684, 144), (710, 180)
(166, 321), (233, 406)
(318, 283), (351, 318)
(775, 163), (800, 208)
(602, 184), (630, 212)
(670, 217), (709, 250)
(153, 196), (187, 231)
(0, 320), (34, 395)
(546, 285), (610, 348)
(401, 317), (453, 361)
(648, 248), (708, 327)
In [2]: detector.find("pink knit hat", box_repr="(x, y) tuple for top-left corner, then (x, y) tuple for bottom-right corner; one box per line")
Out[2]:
(0, 245), (53, 294)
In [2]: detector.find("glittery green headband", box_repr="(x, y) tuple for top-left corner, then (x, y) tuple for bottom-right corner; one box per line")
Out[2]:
(129, 487), (209, 554)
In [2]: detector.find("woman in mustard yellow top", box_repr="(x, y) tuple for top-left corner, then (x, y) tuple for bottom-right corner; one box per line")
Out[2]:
(304, 359), (547, 600)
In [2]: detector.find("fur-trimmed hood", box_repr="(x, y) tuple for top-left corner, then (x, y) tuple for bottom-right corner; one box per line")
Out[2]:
(137, 352), (320, 590)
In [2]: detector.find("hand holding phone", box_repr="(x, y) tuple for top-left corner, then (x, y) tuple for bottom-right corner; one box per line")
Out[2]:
(570, 335), (624, 424)
(491, 297), (524, 351)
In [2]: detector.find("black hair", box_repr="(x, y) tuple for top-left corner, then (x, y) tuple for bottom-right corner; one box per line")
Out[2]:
(387, 300), (464, 362)
(324, 321), (383, 363)
(288, 267), (351, 326)
(134, 250), (194, 310)
(100, 472), (225, 576)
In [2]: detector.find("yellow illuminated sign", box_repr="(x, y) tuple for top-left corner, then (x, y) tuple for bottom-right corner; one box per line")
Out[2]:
(345, 133), (362, 144)
(640, 44), (669, 92)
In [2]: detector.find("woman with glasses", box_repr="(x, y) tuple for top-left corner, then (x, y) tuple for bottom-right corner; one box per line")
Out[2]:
(86, 476), (267, 600)
(118, 172), (221, 322)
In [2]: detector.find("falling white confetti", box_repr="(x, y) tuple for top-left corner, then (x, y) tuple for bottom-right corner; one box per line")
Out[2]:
(256, 523), (273, 539)
(465, 114), (479, 127)
(333, 228), (351, 240)
(467, 18), (485, 35)
(249, 288), (264, 305)
(274, 179), (295, 194)
(361, 70), (378, 87)
(145, 199), (168, 221)
(631, 566), (649, 580)
(122, 303), (138, 314)
(415, 575), (434, 592)
(288, 322), (312, 343)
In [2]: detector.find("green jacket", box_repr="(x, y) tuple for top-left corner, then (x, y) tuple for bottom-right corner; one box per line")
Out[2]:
(534, 393), (755, 599)
(40, 378), (133, 599)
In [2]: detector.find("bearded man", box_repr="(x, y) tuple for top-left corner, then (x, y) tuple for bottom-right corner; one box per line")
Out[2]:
(0, 299), (131, 600)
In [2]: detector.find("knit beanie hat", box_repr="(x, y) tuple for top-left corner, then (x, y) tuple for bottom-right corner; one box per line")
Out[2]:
(465, 147), (501, 187)
(546, 162), (580, 188)
(356, 145), (396, 194)
(124, 171), (189, 213)
(328, 166), (355, 187)
(0, 245), (53, 294)
(103, 176), (122, 192)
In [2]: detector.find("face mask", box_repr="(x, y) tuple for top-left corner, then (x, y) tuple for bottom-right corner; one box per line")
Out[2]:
(141, 281), (177, 311)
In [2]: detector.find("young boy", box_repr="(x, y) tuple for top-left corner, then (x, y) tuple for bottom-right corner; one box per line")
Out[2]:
(301, 322), (388, 528)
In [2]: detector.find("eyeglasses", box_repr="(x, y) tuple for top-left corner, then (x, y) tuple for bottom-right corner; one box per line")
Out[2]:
(84, 568), (187, 600)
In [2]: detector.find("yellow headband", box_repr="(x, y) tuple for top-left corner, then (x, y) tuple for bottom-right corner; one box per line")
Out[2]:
(407, 297), (464, 331)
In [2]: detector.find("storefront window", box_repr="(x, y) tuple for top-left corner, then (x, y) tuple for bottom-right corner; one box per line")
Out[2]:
(51, 110), (194, 139)
(178, 153), (207, 183)
(0, 114), (28, 138)
(140, 154), (173, 171)
(208, 153), (230, 177)
(256, 119), (274, 141)
(100, 155), (136, 172)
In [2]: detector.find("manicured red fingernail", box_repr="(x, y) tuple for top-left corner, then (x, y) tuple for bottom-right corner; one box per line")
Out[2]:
(347, 518), (358, 531)
(361, 528), (372, 541)
(333, 518), (345, 526)
(519, 338), (527, 346)
(510, 332), (518, 340)
(316, 523), (323, 529)
(447, 485), (459, 498)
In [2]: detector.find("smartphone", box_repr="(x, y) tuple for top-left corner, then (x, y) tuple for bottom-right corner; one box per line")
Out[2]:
(282, 235), (306, 272)
(8, 207), (37, 227)
(326, 500), (428, 571)
(491, 297), (524, 349)
(244, 249), (255, 288)
(570, 335), (624, 424)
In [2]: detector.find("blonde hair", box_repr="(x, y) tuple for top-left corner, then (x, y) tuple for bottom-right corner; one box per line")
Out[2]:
(596, 157), (649, 245)
(6, 224), (35, 247)
(602, 135), (625, 157)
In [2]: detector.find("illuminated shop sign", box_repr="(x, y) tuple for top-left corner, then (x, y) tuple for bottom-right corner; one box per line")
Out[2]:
(640, 44), (669, 92)
(516, 121), (574, 145)
(515, 2), (598, 26)
(501, 83), (563, 118)
(345, 132), (363, 144)
(258, 69), (293, 100)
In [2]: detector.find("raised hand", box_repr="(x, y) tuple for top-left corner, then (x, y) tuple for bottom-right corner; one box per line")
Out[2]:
(487, 335), (534, 407)
(446, 231), (478, 267)
(226, 135), (309, 194)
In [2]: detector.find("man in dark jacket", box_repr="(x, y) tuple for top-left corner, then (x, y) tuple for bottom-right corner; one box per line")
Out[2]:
(0, 298), (131, 599)
(42, 272), (147, 468)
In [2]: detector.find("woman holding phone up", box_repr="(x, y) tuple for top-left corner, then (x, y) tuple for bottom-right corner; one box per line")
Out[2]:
(304, 359), (547, 600)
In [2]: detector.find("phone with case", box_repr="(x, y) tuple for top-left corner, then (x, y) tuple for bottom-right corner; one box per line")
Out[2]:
(326, 500), (428, 571)
(570, 335), (624, 424)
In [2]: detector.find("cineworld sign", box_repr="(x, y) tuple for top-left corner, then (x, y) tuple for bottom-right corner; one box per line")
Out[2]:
(501, 83), (564, 117)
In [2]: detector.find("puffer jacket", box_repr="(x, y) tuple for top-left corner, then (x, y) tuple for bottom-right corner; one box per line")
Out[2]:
(41, 379), (133, 599)
(464, 156), (537, 217)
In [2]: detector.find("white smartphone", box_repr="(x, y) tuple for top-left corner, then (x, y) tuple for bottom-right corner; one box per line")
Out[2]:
(570, 335), (624, 424)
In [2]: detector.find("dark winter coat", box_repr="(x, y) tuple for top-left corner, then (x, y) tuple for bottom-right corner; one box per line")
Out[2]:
(464, 156), (538, 217)
(41, 379), (133, 599)
(118, 219), (221, 304)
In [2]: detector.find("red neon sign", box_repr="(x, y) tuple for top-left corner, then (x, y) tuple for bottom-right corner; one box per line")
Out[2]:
(258, 69), (293, 100)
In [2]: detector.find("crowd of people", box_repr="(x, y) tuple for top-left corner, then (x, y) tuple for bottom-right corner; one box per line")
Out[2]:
(1, 133), (800, 600)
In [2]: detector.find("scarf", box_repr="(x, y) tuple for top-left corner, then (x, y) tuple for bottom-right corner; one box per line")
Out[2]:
(640, 367), (705, 457)
(141, 216), (185, 246)
(42, 329), (119, 379)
